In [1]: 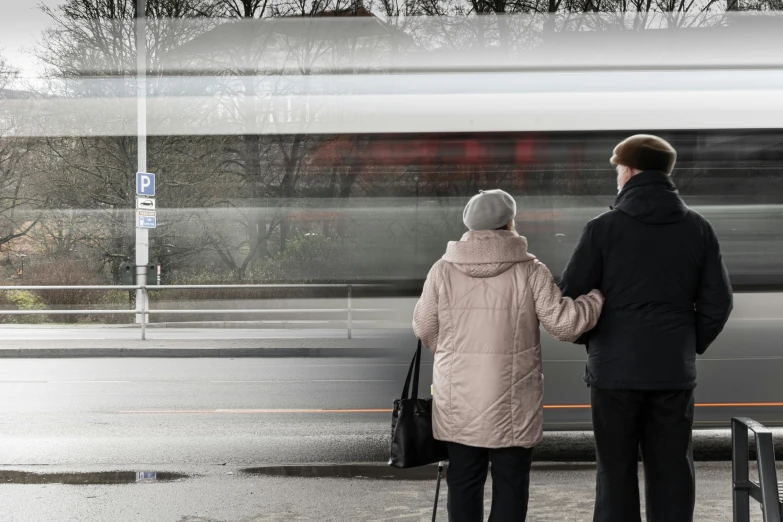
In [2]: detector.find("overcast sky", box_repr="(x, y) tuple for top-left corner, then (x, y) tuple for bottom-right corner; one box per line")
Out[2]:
(0, 0), (58, 82)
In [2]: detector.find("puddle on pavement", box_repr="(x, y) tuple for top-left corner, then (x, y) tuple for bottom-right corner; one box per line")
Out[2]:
(242, 462), (600, 480)
(0, 470), (190, 485)
(242, 464), (445, 480)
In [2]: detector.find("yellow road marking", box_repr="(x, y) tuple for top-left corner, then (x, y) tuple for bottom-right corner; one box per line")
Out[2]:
(119, 402), (783, 414)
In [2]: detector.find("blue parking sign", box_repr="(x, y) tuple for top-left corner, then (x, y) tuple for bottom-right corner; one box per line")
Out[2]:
(136, 172), (155, 196)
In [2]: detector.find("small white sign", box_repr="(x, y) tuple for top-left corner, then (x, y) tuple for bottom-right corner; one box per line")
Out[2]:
(137, 210), (156, 217)
(136, 197), (156, 210)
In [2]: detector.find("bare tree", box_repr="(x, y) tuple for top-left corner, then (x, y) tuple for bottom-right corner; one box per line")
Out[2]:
(35, 0), (224, 280)
(171, 0), (379, 279)
(219, 0), (272, 17)
(0, 59), (42, 259)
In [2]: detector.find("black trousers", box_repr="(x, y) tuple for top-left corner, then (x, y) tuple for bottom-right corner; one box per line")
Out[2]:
(591, 387), (696, 522)
(446, 442), (533, 522)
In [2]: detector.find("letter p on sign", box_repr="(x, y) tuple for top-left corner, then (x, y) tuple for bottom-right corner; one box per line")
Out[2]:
(136, 172), (155, 197)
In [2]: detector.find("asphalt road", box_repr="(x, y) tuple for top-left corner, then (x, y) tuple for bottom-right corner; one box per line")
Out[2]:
(5, 317), (783, 430)
(0, 358), (405, 466)
(1, 358), (781, 468)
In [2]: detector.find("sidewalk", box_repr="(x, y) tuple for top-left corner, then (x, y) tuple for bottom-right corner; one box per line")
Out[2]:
(0, 461), (771, 521)
(0, 327), (411, 358)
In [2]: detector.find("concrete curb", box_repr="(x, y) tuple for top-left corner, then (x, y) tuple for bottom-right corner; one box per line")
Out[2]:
(0, 347), (402, 358)
(0, 322), (411, 330)
(147, 321), (410, 330)
(17, 348), (124, 358)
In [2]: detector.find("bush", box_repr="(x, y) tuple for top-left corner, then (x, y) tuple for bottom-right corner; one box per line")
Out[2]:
(24, 260), (120, 324)
(255, 233), (368, 283)
(158, 234), (368, 302)
(100, 289), (134, 324)
(5, 290), (47, 324)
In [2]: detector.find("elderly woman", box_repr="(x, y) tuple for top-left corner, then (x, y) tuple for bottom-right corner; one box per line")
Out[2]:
(413, 189), (603, 522)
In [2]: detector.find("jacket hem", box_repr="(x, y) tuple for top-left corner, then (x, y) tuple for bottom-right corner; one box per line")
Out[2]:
(433, 433), (543, 450)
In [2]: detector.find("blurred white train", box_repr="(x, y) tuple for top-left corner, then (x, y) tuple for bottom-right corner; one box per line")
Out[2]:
(12, 12), (783, 428)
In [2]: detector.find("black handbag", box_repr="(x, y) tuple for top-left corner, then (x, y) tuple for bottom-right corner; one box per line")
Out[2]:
(388, 340), (449, 469)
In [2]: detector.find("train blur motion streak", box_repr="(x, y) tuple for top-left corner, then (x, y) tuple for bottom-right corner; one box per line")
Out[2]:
(301, 21), (783, 429)
(322, 130), (783, 430)
(10, 14), (782, 429)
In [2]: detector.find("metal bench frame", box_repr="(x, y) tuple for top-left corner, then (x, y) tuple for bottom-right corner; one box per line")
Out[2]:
(732, 417), (782, 522)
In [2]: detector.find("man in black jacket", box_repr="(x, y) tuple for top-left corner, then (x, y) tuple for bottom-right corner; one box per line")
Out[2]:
(559, 135), (733, 522)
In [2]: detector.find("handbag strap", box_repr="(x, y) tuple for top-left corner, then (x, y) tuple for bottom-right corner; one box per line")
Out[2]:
(401, 340), (423, 400)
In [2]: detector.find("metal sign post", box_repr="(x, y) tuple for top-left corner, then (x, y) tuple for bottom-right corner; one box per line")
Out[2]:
(135, 0), (148, 325)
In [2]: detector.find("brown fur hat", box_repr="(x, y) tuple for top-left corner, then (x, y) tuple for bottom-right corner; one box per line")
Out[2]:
(610, 135), (677, 175)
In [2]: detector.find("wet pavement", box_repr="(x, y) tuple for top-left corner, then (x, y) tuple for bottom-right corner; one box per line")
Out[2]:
(0, 462), (773, 521)
(3, 358), (782, 468)
(240, 464), (445, 480)
(0, 357), (781, 520)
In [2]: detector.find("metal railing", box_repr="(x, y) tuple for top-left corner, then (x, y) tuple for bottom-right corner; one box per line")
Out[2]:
(0, 284), (387, 340)
(732, 417), (782, 522)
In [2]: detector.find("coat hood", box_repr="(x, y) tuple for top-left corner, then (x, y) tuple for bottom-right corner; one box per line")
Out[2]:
(614, 170), (689, 225)
(442, 229), (534, 278)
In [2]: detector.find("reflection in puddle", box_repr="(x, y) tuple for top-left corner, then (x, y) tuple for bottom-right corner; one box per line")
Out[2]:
(0, 470), (189, 485)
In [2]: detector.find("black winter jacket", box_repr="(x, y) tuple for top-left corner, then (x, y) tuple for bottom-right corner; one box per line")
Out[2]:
(559, 171), (733, 390)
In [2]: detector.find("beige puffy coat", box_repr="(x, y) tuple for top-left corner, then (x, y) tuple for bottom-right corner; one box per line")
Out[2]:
(413, 230), (603, 449)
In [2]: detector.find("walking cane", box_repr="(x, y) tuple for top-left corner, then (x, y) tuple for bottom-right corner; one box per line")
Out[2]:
(431, 382), (445, 522)
(433, 460), (445, 522)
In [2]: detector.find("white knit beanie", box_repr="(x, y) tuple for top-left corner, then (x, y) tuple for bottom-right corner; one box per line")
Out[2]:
(462, 189), (517, 231)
